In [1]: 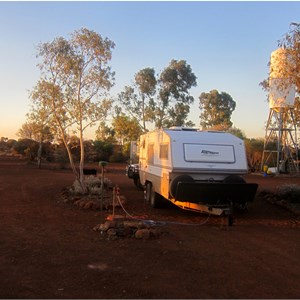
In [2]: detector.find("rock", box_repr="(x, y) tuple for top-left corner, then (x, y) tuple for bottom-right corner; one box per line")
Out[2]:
(92, 202), (100, 210)
(94, 218), (165, 240)
(117, 226), (132, 237)
(74, 199), (81, 206)
(106, 214), (126, 221)
(149, 228), (160, 238)
(135, 229), (150, 239)
(123, 220), (145, 229)
(93, 224), (101, 231)
(107, 228), (117, 236)
(79, 200), (86, 208)
(84, 201), (94, 209)
(102, 221), (116, 231)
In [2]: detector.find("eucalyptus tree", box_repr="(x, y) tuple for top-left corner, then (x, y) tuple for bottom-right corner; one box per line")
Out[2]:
(112, 114), (143, 145)
(18, 95), (53, 168)
(25, 98), (54, 168)
(199, 90), (236, 131)
(278, 23), (300, 92)
(95, 121), (116, 142)
(153, 59), (197, 128)
(18, 120), (53, 168)
(30, 28), (115, 192)
(117, 67), (156, 132)
(117, 60), (197, 131)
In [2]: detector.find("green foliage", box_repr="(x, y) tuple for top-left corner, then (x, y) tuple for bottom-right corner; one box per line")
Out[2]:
(260, 23), (300, 126)
(67, 135), (81, 162)
(117, 68), (156, 131)
(108, 151), (127, 163)
(14, 139), (38, 161)
(0, 138), (15, 154)
(112, 114), (142, 145)
(135, 68), (157, 95)
(244, 138), (264, 172)
(95, 121), (116, 142)
(199, 89), (236, 130)
(117, 59), (197, 131)
(227, 126), (246, 139)
(278, 184), (300, 203)
(155, 60), (197, 128)
(53, 146), (69, 169)
(279, 23), (300, 93)
(93, 140), (114, 161)
(159, 60), (196, 104)
(31, 28), (115, 190)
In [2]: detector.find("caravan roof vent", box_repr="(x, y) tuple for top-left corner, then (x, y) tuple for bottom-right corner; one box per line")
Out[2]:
(168, 126), (198, 131)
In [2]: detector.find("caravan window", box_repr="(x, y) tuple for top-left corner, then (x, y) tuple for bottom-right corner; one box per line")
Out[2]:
(159, 143), (169, 160)
(147, 144), (154, 164)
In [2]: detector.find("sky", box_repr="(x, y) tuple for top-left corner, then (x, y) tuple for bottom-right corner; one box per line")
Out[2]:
(0, 1), (299, 140)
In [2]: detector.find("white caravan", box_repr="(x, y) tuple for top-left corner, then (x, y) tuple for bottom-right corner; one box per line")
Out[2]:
(128, 127), (258, 225)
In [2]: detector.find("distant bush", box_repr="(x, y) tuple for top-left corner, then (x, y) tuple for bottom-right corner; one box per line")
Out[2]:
(109, 152), (126, 163)
(244, 138), (264, 172)
(53, 147), (69, 169)
(93, 140), (114, 161)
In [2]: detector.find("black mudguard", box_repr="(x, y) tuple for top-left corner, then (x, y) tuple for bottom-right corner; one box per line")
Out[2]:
(175, 182), (258, 205)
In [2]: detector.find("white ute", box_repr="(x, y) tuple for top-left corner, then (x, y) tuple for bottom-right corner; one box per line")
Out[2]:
(129, 127), (258, 225)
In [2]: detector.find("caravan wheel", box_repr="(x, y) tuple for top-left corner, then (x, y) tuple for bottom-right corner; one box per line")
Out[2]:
(169, 175), (194, 198)
(145, 182), (152, 204)
(146, 182), (163, 208)
(134, 177), (144, 190)
(224, 175), (246, 184)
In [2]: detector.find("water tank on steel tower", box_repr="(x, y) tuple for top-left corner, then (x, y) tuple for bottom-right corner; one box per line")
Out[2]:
(261, 47), (298, 174)
(268, 48), (295, 109)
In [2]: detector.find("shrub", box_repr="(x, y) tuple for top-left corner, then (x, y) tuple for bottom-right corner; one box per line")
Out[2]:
(277, 184), (300, 203)
(109, 152), (126, 163)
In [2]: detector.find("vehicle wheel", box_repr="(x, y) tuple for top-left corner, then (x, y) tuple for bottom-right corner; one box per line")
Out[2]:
(150, 185), (163, 208)
(127, 168), (134, 178)
(169, 175), (194, 198)
(224, 175), (246, 184)
(145, 182), (152, 204)
(145, 182), (164, 208)
(134, 177), (144, 190)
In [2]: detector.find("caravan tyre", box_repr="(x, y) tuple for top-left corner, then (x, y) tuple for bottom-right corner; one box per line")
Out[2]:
(145, 182), (152, 204)
(150, 185), (163, 208)
(146, 182), (163, 208)
(224, 175), (246, 184)
(170, 175), (194, 198)
(134, 178), (144, 190)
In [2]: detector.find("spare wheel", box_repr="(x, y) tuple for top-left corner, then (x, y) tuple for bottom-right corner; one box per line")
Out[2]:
(169, 175), (194, 198)
(223, 175), (246, 183)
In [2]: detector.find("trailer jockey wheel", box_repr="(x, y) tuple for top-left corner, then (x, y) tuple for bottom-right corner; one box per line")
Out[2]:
(225, 201), (234, 226)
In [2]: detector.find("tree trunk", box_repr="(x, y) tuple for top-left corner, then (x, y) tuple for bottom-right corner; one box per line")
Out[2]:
(60, 132), (84, 192)
(79, 125), (87, 194)
(37, 138), (42, 169)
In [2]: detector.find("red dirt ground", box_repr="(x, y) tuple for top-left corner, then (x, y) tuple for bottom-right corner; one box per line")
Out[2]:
(1, 156), (300, 299)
